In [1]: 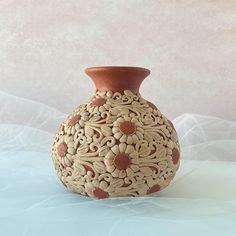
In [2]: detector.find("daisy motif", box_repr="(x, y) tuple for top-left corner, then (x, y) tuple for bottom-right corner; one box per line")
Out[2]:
(85, 179), (110, 199)
(53, 135), (75, 168)
(64, 111), (89, 135)
(87, 96), (111, 114)
(112, 116), (144, 144)
(104, 143), (139, 178)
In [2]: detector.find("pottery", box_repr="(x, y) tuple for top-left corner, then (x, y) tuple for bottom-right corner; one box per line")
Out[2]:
(52, 66), (180, 199)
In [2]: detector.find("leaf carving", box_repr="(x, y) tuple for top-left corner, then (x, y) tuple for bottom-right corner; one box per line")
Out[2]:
(77, 144), (89, 155)
(139, 144), (151, 157)
(85, 126), (94, 137)
(93, 161), (106, 174)
(101, 125), (112, 136)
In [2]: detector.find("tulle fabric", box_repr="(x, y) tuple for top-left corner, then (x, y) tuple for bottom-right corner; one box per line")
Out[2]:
(0, 91), (236, 236)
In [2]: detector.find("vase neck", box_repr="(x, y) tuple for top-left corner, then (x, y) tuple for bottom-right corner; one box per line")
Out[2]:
(85, 66), (150, 94)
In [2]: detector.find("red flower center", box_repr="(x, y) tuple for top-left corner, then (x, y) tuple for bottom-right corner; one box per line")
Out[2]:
(93, 188), (109, 199)
(91, 98), (106, 107)
(119, 121), (136, 135)
(147, 184), (161, 194)
(172, 148), (180, 165)
(68, 114), (81, 126)
(114, 153), (131, 170)
(57, 142), (67, 157)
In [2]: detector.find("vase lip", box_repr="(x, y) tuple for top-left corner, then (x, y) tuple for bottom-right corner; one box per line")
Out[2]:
(85, 66), (150, 75)
(85, 66), (150, 94)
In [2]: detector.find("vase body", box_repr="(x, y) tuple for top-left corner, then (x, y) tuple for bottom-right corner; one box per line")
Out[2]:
(52, 66), (180, 199)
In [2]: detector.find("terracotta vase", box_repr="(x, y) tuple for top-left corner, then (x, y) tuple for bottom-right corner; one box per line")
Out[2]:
(52, 66), (180, 199)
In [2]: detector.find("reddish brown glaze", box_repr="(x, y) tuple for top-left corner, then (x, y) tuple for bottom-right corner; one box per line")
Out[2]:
(91, 98), (107, 107)
(68, 114), (81, 126)
(93, 188), (109, 199)
(147, 184), (161, 194)
(172, 148), (180, 165)
(57, 142), (67, 157)
(119, 121), (136, 135)
(114, 153), (131, 170)
(85, 66), (150, 94)
(84, 164), (95, 177)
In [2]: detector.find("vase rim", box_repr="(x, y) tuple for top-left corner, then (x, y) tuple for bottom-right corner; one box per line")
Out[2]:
(85, 66), (150, 75)
(85, 66), (150, 94)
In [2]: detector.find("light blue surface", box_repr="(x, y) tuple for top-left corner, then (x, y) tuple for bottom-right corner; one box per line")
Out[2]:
(1, 111), (236, 236)
(1, 149), (236, 236)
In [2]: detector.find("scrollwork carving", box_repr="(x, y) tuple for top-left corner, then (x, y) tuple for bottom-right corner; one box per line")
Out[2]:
(52, 90), (180, 198)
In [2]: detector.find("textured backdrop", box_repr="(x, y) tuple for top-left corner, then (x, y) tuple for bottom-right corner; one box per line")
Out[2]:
(0, 0), (235, 120)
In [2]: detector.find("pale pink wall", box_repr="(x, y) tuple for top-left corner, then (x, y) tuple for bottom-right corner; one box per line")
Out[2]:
(0, 0), (235, 120)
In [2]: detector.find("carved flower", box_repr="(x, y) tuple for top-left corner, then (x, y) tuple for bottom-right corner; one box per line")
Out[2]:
(85, 179), (110, 199)
(64, 110), (89, 135)
(104, 143), (139, 178)
(87, 96), (111, 114)
(53, 135), (75, 168)
(112, 116), (144, 144)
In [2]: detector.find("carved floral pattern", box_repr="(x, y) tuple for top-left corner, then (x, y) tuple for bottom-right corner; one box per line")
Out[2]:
(52, 90), (180, 198)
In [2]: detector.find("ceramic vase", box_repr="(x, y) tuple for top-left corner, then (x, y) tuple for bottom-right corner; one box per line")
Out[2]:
(52, 66), (180, 199)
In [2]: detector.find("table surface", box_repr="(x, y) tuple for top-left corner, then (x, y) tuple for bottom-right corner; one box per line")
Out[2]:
(1, 110), (235, 236)
(1, 149), (236, 236)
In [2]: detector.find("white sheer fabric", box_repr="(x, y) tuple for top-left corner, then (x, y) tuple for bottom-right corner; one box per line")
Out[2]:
(0, 91), (236, 236)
